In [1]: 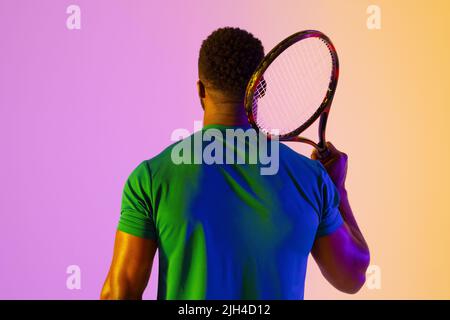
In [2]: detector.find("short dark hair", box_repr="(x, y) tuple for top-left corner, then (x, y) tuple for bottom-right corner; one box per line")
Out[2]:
(198, 27), (264, 101)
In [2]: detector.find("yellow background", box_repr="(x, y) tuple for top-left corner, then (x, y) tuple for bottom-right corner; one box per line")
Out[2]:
(289, 0), (450, 299)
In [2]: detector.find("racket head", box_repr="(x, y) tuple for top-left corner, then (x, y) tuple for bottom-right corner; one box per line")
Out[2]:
(244, 30), (339, 143)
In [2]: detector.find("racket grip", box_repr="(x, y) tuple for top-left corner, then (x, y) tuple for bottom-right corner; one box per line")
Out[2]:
(317, 145), (330, 160)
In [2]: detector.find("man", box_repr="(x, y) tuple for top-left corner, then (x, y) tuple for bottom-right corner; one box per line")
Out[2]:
(101, 27), (370, 300)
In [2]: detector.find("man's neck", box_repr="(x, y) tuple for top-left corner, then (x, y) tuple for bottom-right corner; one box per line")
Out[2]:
(203, 103), (250, 127)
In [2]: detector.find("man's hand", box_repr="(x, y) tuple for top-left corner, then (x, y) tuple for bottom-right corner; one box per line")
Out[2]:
(311, 142), (347, 191)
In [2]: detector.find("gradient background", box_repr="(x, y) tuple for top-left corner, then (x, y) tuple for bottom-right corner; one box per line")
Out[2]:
(0, 0), (449, 299)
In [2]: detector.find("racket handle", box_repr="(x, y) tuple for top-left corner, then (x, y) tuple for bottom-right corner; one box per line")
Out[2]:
(317, 144), (330, 160)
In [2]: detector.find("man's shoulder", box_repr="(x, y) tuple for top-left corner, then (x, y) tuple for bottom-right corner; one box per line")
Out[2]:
(279, 143), (325, 176)
(144, 132), (198, 170)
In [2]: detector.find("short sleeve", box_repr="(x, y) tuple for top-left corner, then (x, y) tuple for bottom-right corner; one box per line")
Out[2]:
(117, 161), (157, 240)
(316, 164), (344, 237)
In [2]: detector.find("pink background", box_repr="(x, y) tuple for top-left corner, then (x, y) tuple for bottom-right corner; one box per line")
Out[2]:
(1, 0), (450, 299)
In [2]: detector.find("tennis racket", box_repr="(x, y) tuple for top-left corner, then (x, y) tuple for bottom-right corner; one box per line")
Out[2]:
(244, 30), (339, 159)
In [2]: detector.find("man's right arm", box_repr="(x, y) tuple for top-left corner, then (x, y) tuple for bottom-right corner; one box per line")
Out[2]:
(311, 143), (370, 294)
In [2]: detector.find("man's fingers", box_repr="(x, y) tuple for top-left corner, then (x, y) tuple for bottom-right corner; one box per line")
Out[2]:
(311, 148), (319, 160)
(325, 141), (338, 153)
(311, 142), (335, 161)
(311, 142), (347, 164)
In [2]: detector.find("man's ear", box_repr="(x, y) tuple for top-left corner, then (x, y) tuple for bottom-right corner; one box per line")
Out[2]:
(197, 80), (206, 98)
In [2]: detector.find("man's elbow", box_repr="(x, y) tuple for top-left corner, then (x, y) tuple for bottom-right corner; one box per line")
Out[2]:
(339, 272), (366, 294)
(341, 250), (371, 294)
(100, 290), (110, 300)
(100, 275), (143, 300)
(100, 278), (112, 300)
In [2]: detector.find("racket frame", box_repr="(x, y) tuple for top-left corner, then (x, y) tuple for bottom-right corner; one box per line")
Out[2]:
(244, 30), (339, 154)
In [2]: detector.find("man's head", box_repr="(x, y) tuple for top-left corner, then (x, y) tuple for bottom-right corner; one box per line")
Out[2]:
(198, 27), (264, 109)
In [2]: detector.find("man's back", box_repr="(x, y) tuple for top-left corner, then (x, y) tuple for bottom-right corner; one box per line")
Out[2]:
(118, 124), (343, 299)
(102, 27), (369, 301)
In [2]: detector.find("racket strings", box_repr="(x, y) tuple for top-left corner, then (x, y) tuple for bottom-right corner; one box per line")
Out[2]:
(252, 37), (334, 136)
(283, 39), (327, 126)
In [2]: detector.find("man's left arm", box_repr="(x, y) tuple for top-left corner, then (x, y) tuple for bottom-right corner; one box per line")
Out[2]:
(101, 230), (157, 300)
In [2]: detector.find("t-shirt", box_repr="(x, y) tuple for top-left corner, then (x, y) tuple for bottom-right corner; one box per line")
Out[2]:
(117, 124), (343, 299)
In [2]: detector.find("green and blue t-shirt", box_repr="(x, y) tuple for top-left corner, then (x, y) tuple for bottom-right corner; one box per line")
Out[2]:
(118, 124), (343, 299)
